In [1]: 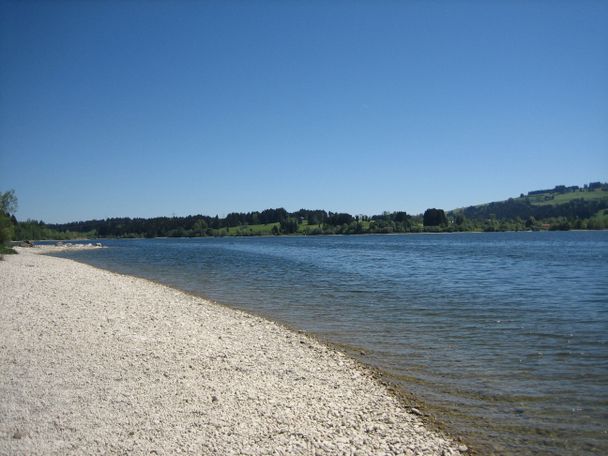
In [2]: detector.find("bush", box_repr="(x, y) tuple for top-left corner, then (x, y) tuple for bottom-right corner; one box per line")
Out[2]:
(0, 213), (15, 245)
(0, 245), (17, 258)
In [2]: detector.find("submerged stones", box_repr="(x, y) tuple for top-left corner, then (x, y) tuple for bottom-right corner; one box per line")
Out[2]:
(0, 250), (462, 455)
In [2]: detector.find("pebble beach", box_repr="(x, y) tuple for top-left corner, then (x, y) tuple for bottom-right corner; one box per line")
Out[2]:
(0, 248), (462, 455)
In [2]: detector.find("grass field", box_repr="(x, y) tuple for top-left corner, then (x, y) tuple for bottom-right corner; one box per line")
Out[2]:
(225, 221), (324, 235)
(225, 222), (279, 235)
(520, 189), (608, 206)
(224, 220), (375, 236)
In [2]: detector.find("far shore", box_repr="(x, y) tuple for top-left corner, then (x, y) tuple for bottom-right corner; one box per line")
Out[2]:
(0, 248), (463, 455)
(11, 228), (606, 249)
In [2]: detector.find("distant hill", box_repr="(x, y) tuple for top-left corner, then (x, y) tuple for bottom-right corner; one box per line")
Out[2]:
(520, 185), (608, 206)
(451, 182), (608, 229)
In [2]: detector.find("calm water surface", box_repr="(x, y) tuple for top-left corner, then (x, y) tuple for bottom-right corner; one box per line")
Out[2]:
(53, 232), (608, 455)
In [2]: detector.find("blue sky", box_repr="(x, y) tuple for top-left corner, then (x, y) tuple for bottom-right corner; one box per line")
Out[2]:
(1, 1), (607, 223)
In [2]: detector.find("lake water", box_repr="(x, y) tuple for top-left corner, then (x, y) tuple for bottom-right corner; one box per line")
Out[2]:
(52, 232), (608, 455)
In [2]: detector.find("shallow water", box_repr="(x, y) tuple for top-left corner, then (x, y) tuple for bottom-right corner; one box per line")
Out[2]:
(53, 232), (608, 455)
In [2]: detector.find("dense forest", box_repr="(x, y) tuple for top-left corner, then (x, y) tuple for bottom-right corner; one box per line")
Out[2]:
(2, 182), (607, 242)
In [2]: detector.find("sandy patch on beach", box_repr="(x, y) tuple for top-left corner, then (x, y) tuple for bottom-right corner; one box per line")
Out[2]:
(0, 249), (461, 455)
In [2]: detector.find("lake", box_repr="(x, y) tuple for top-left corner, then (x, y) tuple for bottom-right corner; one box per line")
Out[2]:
(52, 231), (608, 455)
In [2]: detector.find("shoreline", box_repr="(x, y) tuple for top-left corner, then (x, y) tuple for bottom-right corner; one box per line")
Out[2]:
(1, 248), (463, 455)
(20, 228), (608, 245)
(39, 245), (465, 444)
(47, 247), (469, 451)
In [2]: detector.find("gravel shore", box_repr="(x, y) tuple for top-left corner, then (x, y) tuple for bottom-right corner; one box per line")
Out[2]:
(0, 248), (462, 455)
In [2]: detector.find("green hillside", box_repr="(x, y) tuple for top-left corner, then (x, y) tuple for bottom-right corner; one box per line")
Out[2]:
(520, 188), (608, 206)
(453, 182), (608, 230)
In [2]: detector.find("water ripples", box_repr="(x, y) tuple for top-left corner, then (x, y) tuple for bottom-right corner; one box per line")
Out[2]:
(54, 231), (608, 455)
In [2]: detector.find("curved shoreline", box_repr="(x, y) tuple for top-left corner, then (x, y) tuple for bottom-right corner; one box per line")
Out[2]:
(37, 245), (474, 452)
(1, 248), (463, 455)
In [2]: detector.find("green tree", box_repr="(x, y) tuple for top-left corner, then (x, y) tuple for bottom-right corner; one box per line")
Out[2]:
(279, 217), (299, 234)
(0, 214), (14, 245)
(525, 216), (536, 229)
(192, 219), (207, 236)
(0, 190), (18, 245)
(0, 190), (17, 214)
(423, 208), (448, 227)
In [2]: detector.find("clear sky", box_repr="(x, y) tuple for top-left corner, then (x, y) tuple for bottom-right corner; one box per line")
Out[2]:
(1, 1), (607, 223)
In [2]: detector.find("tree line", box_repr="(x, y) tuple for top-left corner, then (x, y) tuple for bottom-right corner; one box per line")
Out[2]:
(45, 209), (421, 238)
(1, 184), (607, 243)
(38, 198), (608, 238)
